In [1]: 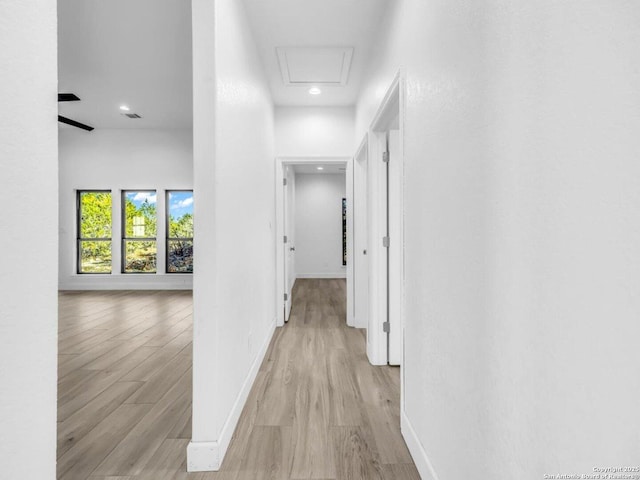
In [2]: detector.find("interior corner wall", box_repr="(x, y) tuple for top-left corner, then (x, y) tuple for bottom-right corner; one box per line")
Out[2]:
(357, 1), (640, 478)
(190, 0), (276, 471)
(275, 106), (355, 157)
(58, 128), (193, 290)
(294, 173), (347, 279)
(0, 0), (58, 478)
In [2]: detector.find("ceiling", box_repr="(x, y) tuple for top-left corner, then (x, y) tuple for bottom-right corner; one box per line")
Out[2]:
(57, 0), (389, 130)
(243, 0), (390, 106)
(58, 0), (193, 129)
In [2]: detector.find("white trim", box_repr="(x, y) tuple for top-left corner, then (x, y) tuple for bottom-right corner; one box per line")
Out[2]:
(345, 156), (355, 327)
(187, 318), (276, 472)
(59, 275), (193, 290)
(186, 441), (218, 472)
(397, 73), (406, 408)
(278, 155), (351, 163)
(275, 159), (285, 326)
(370, 71), (402, 132)
(216, 318), (276, 464)
(275, 156), (353, 328)
(353, 134), (369, 331)
(365, 70), (405, 366)
(401, 410), (440, 480)
(296, 273), (346, 279)
(365, 131), (387, 366)
(354, 134), (368, 162)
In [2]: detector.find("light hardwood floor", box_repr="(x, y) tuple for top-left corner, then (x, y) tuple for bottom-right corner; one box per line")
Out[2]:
(57, 280), (419, 480)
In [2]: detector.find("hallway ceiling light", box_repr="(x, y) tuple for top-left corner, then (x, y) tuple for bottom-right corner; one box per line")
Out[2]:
(309, 87), (322, 95)
(119, 105), (130, 112)
(316, 166), (324, 170)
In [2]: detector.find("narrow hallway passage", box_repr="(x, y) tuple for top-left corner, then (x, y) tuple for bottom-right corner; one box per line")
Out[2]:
(215, 279), (419, 480)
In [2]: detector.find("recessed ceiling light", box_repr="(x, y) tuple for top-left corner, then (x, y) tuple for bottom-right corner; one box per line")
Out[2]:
(316, 166), (324, 171)
(119, 105), (130, 112)
(309, 87), (322, 95)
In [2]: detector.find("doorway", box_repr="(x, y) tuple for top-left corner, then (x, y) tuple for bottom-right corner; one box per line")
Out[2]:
(366, 73), (404, 367)
(275, 157), (353, 326)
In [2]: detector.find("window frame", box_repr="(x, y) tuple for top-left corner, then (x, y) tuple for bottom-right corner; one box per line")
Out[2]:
(77, 189), (112, 275)
(166, 190), (194, 274)
(121, 189), (158, 274)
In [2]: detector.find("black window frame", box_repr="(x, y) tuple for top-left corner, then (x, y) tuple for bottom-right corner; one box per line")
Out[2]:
(121, 189), (158, 274)
(166, 190), (194, 274)
(77, 190), (112, 274)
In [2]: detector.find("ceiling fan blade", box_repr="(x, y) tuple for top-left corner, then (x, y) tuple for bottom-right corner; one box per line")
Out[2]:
(58, 115), (94, 131)
(58, 93), (81, 102)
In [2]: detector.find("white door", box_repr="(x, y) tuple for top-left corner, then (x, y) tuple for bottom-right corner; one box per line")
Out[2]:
(387, 129), (402, 365)
(283, 166), (295, 321)
(354, 143), (369, 329)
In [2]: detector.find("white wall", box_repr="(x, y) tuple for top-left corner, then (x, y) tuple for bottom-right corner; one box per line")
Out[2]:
(0, 0), (58, 478)
(357, 1), (640, 479)
(275, 106), (355, 157)
(294, 173), (347, 278)
(59, 128), (193, 289)
(189, 0), (276, 471)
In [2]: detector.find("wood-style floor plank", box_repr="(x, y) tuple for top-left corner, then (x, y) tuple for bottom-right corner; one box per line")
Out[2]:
(381, 463), (422, 480)
(229, 426), (293, 480)
(91, 370), (192, 477)
(135, 439), (191, 480)
(57, 403), (152, 480)
(254, 327), (299, 427)
(57, 381), (143, 457)
(87, 476), (134, 480)
(331, 427), (384, 480)
(57, 282), (416, 480)
(125, 353), (192, 404)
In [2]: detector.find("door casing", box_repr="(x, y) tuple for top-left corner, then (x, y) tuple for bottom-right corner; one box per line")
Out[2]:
(274, 156), (353, 327)
(353, 135), (369, 330)
(366, 71), (405, 370)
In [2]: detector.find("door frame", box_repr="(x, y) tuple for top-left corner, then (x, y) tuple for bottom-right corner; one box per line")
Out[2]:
(282, 164), (295, 321)
(353, 135), (369, 330)
(366, 71), (405, 368)
(274, 156), (353, 327)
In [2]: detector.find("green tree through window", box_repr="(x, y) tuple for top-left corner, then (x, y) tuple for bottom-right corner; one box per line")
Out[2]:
(123, 191), (157, 273)
(167, 191), (193, 273)
(78, 191), (112, 273)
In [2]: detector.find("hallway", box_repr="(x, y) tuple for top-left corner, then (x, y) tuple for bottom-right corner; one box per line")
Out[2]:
(56, 280), (418, 479)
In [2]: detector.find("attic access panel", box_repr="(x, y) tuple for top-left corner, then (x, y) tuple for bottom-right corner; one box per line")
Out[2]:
(277, 47), (353, 86)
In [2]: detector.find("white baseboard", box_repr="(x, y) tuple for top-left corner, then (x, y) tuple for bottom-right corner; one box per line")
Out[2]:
(401, 409), (440, 480)
(59, 274), (193, 291)
(366, 339), (387, 366)
(187, 318), (277, 472)
(296, 273), (346, 279)
(186, 441), (218, 472)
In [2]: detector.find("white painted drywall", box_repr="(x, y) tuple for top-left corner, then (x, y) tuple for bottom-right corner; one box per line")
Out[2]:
(58, 128), (193, 289)
(295, 173), (346, 278)
(0, 1), (58, 478)
(189, 0), (276, 471)
(275, 107), (355, 157)
(357, 1), (640, 478)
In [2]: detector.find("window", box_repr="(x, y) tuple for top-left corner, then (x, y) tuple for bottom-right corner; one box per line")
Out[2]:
(78, 191), (112, 274)
(122, 190), (157, 273)
(166, 191), (193, 273)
